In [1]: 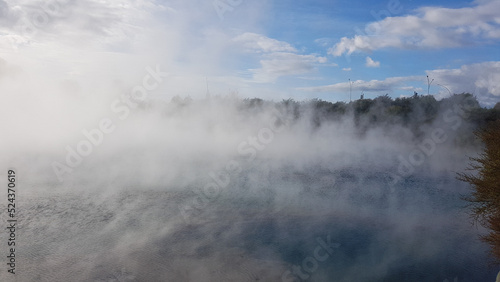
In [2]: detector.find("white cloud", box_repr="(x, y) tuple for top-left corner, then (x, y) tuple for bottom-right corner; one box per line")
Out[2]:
(0, 0), (182, 83)
(428, 61), (500, 106)
(251, 52), (328, 83)
(314, 37), (334, 47)
(329, 0), (500, 56)
(342, 67), (352, 71)
(0, 0), (279, 99)
(298, 61), (500, 107)
(298, 76), (421, 93)
(3, 0), (157, 51)
(231, 32), (329, 83)
(366, 57), (380, 68)
(232, 32), (297, 53)
(399, 86), (423, 92)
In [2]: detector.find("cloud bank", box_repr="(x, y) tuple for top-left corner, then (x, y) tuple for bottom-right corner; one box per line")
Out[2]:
(329, 0), (500, 56)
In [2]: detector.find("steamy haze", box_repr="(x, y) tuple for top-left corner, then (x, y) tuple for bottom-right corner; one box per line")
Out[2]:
(1, 0), (500, 281)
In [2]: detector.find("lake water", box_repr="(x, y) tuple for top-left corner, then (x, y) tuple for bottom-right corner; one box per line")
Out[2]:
(4, 166), (498, 282)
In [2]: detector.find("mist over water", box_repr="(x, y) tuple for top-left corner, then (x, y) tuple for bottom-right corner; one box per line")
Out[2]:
(2, 93), (498, 281)
(0, 0), (499, 280)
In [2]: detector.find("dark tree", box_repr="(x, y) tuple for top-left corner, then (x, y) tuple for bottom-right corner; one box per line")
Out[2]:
(459, 120), (500, 262)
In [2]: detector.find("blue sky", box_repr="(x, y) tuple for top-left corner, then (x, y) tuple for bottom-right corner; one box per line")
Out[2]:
(1, 0), (499, 106)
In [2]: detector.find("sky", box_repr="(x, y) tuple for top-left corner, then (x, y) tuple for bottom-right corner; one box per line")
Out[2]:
(0, 1), (499, 280)
(0, 0), (499, 106)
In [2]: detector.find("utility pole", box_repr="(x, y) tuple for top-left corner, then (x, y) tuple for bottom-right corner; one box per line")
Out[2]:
(206, 77), (210, 99)
(349, 78), (352, 102)
(427, 75), (434, 95)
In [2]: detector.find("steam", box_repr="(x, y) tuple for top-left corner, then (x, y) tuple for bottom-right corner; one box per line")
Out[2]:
(1, 81), (497, 281)
(0, 0), (498, 281)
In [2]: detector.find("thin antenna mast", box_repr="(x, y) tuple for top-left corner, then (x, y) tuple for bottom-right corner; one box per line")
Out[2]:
(349, 78), (352, 102)
(206, 77), (210, 99)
